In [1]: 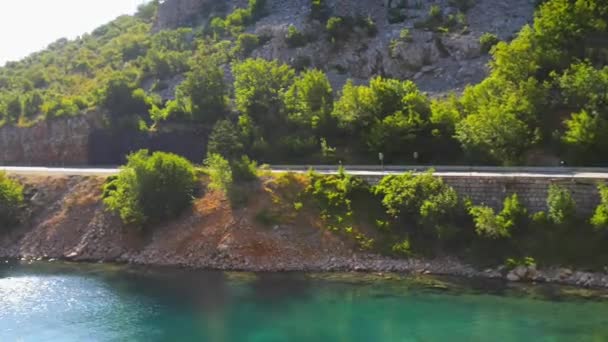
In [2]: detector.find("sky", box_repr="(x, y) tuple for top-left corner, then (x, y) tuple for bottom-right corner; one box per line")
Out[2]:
(0, 0), (147, 65)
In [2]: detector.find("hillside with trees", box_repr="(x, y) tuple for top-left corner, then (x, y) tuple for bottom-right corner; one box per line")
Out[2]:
(0, 0), (607, 166)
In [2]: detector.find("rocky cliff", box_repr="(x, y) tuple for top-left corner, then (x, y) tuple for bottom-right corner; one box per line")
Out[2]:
(155, 0), (535, 94)
(0, 115), (95, 166)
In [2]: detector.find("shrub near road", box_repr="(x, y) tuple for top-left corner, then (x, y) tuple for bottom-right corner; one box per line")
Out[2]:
(103, 150), (197, 227)
(0, 171), (24, 228)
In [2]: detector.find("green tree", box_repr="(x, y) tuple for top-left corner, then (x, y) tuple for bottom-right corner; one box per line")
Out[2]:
(284, 69), (333, 130)
(558, 63), (608, 112)
(170, 56), (228, 123)
(332, 77), (431, 158)
(207, 119), (245, 159)
(233, 58), (295, 133)
(562, 110), (608, 164)
(97, 71), (152, 128)
(455, 76), (544, 165)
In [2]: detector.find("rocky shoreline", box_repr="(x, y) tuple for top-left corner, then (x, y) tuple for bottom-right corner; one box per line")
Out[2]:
(4, 175), (608, 291)
(6, 251), (608, 290)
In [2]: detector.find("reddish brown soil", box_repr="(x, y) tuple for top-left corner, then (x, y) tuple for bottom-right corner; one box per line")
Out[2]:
(0, 175), (355, 270)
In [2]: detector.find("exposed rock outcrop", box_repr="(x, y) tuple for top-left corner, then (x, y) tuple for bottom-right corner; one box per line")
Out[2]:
(154, 0), (247, 31)
(0, 114), (98, 166)
(155, 0), (535, 94)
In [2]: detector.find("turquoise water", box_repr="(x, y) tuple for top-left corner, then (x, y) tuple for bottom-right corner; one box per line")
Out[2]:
(1, 262), (608, 341)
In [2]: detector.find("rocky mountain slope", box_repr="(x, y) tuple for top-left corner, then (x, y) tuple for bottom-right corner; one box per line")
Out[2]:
(156, 0), (535, 94)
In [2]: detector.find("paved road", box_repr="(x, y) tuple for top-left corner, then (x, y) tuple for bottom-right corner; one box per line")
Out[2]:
(3, 165), (608, 179)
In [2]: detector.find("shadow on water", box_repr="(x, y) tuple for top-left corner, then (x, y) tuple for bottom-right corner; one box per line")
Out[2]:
(247, 273), (314, 306)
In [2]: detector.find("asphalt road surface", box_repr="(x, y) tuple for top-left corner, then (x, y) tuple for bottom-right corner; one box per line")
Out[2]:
(2, 165), (608, 179)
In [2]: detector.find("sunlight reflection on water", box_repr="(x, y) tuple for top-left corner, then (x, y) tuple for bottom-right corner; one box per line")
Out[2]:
(1, 262), (608, 341)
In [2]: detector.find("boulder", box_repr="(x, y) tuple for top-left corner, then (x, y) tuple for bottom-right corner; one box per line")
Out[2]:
(506, 272), (520, 282)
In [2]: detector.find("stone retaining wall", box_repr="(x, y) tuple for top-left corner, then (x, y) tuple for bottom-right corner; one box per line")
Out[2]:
(362, 175), (605, 215)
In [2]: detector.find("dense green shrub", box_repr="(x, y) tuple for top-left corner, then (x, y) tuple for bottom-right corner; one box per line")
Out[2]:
(332, 77), (431, 159)
(468, 194), (527, 239)
(165, 53), (228, 123)
(103, 150), (197, 226)
(591, 184), (608, 230)
(373, 171), (461, 235)
(234, 33), (260, 57)
(454, 76), (543, 165)
(204, 153), (258, 206)
(205, 153), (233, 192)
(392, 239), (412, 256)
(231, 155), (259, 182)
(306, 167), (370, 232)
(285, 25), (308, 48)
(479, 33), (499, 53)
(0, 172), (24, 228)
(546, 185), (576, 225)
(207, 120), (245, 159)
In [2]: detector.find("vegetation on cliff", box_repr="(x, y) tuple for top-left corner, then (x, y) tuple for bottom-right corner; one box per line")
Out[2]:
(100, 148), (607, 269)
(247, 167), (608, 268)
(0, 172), (23, 227)
(0, 0), (606, 165)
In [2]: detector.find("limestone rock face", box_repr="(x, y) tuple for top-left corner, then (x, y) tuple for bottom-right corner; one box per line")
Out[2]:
(154, 0), (535, 94)
(154, 0), (247, 31)
(0, 114), (96, 166)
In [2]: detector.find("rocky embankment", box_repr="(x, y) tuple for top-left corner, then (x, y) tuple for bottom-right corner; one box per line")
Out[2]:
(2, 174), (608, 289)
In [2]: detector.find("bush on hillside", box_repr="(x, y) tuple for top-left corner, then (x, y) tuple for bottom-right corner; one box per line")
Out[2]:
(234, 33), (260, 57)
(207, 120), (245, 159)
(0, 172), (24, 228)
(306, 167), (370, 232)
(591, 183), (608, 230)
(546, 184), (576, 225)
(231, 155), (259, 182)
(103, 150), (197, 226)
(468, 194), (527, 239)
(286, 25), (308, 48)
(204, 153), (259, 207)
(479, 32), (499, 53)
(373, 171), (461, 235)
(205, 153), (233, 192)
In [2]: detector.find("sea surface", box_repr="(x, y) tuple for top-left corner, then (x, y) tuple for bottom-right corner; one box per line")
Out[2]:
(1, 261), (608, 341)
